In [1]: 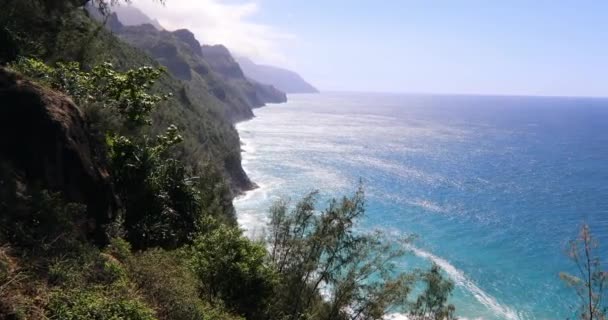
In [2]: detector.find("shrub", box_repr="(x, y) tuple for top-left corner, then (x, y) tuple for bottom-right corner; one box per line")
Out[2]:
(408, 264), (456, 320)
(107, 130), (205, 250)
(191, 223), (277, 319)
(47, 289), (157, 320)
(0, 188), (87, 256)
(560, 224), (608, 320)
(48, 258), (84, 287)
(127, 248), (241, 320)
(266, 188), (414, 320)
(104, 237), (132, 262)
(10, 58), (170, 127)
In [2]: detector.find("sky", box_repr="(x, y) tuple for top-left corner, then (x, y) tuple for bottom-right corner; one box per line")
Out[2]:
(130, 0), (608, 97)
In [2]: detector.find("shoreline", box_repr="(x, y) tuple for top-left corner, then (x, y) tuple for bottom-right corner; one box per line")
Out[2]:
(229, 95), (526, 320)
(233, 119), (271, 236)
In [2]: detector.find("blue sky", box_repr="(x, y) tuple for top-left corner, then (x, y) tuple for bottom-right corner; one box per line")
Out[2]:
(134, 0), (608, 97)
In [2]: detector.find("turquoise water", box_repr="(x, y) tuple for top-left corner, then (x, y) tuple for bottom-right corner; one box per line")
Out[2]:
(234, 93), (608, 319)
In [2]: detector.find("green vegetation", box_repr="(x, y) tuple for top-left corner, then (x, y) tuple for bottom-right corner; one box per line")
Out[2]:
(560, 225), (608, 320)
(409, 264), (456, 320)
(0, 1), (463, 320)
(1, 0), (252, 194)
(265, 189), (413, 320)
(116, 25), (258, 122)
(191, 222), (276, 319)
(11, 57), (171, 126)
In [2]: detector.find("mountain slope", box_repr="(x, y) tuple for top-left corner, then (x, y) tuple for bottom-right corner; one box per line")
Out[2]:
(116, 24), (256, 122)
(236, 57), (319, 94)
(114, 22), (286, 123)
(2, 4), (255, 193)
(202, 45), (286, 105)
(111, 5), (164, 29)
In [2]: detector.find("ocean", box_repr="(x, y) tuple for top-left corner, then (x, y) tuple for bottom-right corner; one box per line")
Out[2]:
(234, 92), (608, 320)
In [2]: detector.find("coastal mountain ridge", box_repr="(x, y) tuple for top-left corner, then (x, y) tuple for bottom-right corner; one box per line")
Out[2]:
(108, 16), (285, 122)
(110, 4), (164, 30)
(236, 56), (319, 94)
(108, 7), (287, 122)
(201, 44), (287, 106)
(111, 5), (317, 95)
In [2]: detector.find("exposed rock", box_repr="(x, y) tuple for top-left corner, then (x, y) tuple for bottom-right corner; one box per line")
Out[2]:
(0, 68), (118, 240)
(106, 13), (124, 33)
(201, 45), (245, 79)
(236, 56), (319, 94)
(201, 45), (287, 107)
(253, 81), (287, 104)
(110, 5), (164, 30)
(173, 29), (203, 56)
(224, 154), (256, 193)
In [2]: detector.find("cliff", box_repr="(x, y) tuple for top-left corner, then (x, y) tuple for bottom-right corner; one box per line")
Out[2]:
(0, 68), (118, 242)
(116, 25), (286, 122)
(17, 7), (255, 194)
(110, 4), (164, 30)
(201, 44), (287, 106)
(236, 57), (319, 94)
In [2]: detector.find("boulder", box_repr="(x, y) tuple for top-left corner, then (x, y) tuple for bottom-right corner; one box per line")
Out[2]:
(0, 68), (118, 241)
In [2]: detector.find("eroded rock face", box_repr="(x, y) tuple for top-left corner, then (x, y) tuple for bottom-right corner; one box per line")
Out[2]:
(173, 29), (203, 56)
(0, 68), (118, 241)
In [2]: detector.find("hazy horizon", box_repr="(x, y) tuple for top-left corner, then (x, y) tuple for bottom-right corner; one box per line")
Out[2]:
(130, 0), (608, 98)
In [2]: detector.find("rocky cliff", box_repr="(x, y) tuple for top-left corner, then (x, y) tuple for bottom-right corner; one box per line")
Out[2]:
(110, 4), (164, 30)
(0, 68), (118, 241)
(202, 45), (287, 107)
(236, 57), (319, 94)
(115, 24), (255, 122)
(111, 18), (286, 122)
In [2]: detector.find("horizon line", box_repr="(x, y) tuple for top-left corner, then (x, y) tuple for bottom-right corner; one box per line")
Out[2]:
(296, 90), (608, 100)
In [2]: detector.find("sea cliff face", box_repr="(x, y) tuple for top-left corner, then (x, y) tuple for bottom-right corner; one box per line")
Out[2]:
(201, 44), (287, 107)
(82, 6), (289, 194)
(114, 21), (286, 123)
(0, 67), (119, 242)
(236, 57), (319, 94)
(115, 24), (256, 122)
(71, 10), (257, 194)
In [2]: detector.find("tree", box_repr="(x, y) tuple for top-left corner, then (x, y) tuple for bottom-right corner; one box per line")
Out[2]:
(190, 221), (277, 320)
(561, 224), (608, 320)
(10, 58), (171, 127)
(107, 129), (207, 249)
(10, 58), (217, 250)
(39, 0), (165, 16)
(267, 187), (421, 320)
(409, 264), (456, 320)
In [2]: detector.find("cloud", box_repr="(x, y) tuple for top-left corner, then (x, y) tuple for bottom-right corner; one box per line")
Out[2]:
(129, 0), (294, 65)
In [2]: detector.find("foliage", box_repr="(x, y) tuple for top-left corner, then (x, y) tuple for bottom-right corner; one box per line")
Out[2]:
(0, 0), (114, 64)
(560, 224), (608, 320)
(47, 289), (157, 320)
(197, 163), (237, 225)
(9, 57), (232, 250)
(107, 127), (207, 249)
(0, 245), (43, 319)
(408, 264), (456, 320)
(0, 187), (87, 256)
(34, 0), (166, 16)
(2, 0), (249, 199)
(0, 3), (464, 320)
(127, 247), (242, 320)
(104, 237), (132, 262)
(191, 221), (277, 319)
(266, 187), (416, 320)
(10, 57), (170, 126)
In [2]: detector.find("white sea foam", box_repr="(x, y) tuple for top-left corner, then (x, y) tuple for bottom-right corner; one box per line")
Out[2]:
(407, 198), (448, 214)
(385, 313), (483, 320)
(409, 246), (520, 320)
